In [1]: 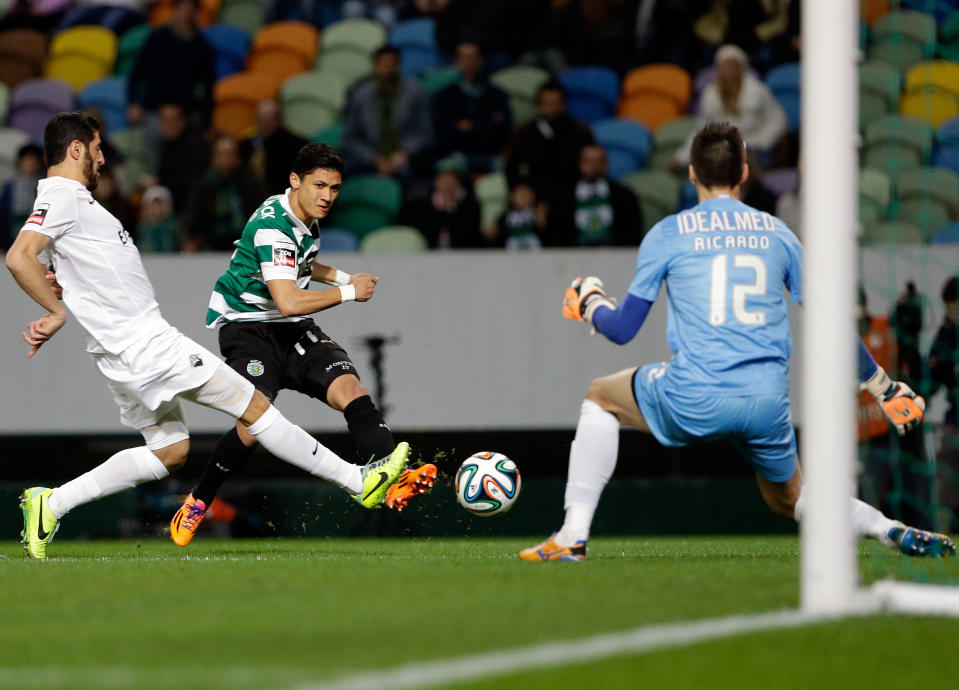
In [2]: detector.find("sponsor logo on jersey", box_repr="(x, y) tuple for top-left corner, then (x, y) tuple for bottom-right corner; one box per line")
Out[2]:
(26, 203), (50, 226)
(189, 354), (204, 368)
(247, 359), (264, 377)
(324, 360), (353, 373)
(273, 244), (296, 268)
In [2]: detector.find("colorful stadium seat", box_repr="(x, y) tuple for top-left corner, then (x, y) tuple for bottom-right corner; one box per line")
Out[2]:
(280, 70), (348, 139)
(869, 10), (937, 74)
(212, 71), (279, 139)
(389, 17), (442, 78)
(859, 61), (902, 128)
(203, 24), (252, 81)
(150, 0), (220, 28)
(649, 115), (696, 168)
(359, 225), (427, 253)
(490, 65), (550, 128)
(474, 171), (508, 230)
(764, 62), (801, 132)
(860, 219), (924, 244)
(928, 221), (959, 243)
(863, 114), (934, 171)
(0, 28), (47, 89)
(859, 167), (893, 221)
(45, 25), (118, 92)
(621, 169), (682, 233)
(559, 66), (620, 125)
(891, 166), (959, 233)
(59, 5), (146, 34)
(218, 0), (265, 37)
(320, 228), (360, 252)
(327, 174), (403, 238)
(592, 118), (652, 174)
(940, 9), (959, 61)
(8, 78), (75, 142)
(113, 24), (150, 77)
(77, 77), (128, 134)
(247, 21), (318, 83)
(320, 18), (386, 56)
(900, 0), (957, 23)
(619, 64), (691, 131)
(899, 60), (959, 126)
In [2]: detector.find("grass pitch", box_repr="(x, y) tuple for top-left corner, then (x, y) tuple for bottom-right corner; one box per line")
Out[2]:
(0, 536), (957, 689)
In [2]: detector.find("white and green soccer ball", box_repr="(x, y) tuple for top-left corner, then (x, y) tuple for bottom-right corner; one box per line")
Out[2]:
(454, 451), (521, 517)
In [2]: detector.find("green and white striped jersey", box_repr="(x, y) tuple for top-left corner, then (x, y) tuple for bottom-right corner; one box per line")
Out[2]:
(206, 191), (320, 327)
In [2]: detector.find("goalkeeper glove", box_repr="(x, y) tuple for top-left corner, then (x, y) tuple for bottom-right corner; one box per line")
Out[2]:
(863, 366), (926, 436)
(562, 276), (614, 325)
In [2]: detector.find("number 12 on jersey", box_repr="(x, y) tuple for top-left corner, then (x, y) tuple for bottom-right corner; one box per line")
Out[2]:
(709, 253), (767, 326)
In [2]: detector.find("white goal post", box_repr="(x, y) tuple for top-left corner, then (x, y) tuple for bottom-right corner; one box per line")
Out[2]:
(799, 0), (959, 617)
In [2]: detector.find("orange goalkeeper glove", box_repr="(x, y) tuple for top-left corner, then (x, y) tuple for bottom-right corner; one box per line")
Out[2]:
(863, 367), (926, 436)
(562, 276), (614, 324)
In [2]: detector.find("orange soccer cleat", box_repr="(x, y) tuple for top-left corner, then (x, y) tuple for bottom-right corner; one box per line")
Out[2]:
(519, 535), (587, 562)
(170, 493), (208, 547)
(384, 463), (438, 511)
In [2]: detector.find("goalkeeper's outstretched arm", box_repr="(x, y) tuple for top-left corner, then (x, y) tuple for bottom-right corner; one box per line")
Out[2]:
(590, 294), (653, 345)
(858, 335), (925, 435)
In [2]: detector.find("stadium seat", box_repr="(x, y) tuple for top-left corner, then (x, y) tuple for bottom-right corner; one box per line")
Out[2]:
(359, 225), (427, 253)
(218, 0), (265, 36)
(313, 122), (342, 147)
(905, 60), (959, 96)
(59, 5), (147, 34)
(150, 0), (220, 28)
(320, 18), (386, 56)
(760, 168), (798, 197)
(619, 64), (691, 131)
(110, 127), (151, 187)
(859, 167), (892, 220)
(764, 62), (801, 132)
(320, 228), (359, 252)
(113, 24), (150, 77)
(0, 127), (32, 181)
(649, 115), (697, 169)
(248, 21), (318, 84)
(490, 65), (550, 127)
(389, 17), (442, 78)
(934, 145), (959, 173)
(212, 71), (279, 139)
(45, 25), (118, 91)
(327, 175), (403, 238)
(280, 70), (348, 139)
(900, 88), (959, 127)
(315, 48), (373, 88)
(928, 221), (959, 243)
(940, 9), (959, 61)
(859, 61), (902, 127)
(900, 0), (957, 23)
(0, 82), (9, 125)
(474, 171), (508, 229)
(860, 219), (924, 244)
(869, 10), (937, 74)
(621, 170), (682, 232)
(891, 166), (959, 233)
(861, 0), (893, 27)
(8, 78), (75, 142)
(77, 77), (128, 134)
(592, 118), (652, 173)
(558, 66), (620, 125)
(0, 28), (47, 89)
(203, 24), (252, 81)
(863, 114), (934, 171)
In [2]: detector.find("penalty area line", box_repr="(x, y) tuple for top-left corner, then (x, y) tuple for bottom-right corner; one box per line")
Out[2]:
(293, 608), (828, 690)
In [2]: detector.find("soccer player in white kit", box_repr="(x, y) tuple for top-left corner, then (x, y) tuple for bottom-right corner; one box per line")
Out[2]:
(5, 112), (409, 559)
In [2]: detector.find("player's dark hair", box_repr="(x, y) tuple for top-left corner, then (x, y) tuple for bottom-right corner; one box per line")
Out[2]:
(44, 111), (100, 167)
(291, 142), (344, 178)
(943, 276), (958, 304)
(690, 122), (746, 190)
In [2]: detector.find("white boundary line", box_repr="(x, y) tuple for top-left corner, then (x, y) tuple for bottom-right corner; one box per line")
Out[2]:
(293, 608), (832, 690)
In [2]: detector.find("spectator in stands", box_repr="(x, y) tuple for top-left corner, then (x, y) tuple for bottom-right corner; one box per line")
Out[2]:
(0, 143), (43, 252)
(548, 143), (642, 247)
(136, 185), (178, 253)
(340, 45), (433, 188)
(671, 44), (787, 171)
(240, 99), (308, 197)
(127, 0), (215, 167)
(156, 102), (210, 214)
(486, 180), (546, 250)
(432, 41), (512, 175)
(180, 135), (263, 253)
(506, 81), (595, 216)
(400, 158), (482, 249)
(929, 276), (959, 532)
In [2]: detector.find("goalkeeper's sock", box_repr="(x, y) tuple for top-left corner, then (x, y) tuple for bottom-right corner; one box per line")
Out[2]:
(793, 485), (897, 542)
(247, 405), (363, 495)
(556, 399), (620, 546)
(47, 447), (169, 519)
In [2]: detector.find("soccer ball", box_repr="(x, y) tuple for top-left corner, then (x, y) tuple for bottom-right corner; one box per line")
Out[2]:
(454, 451), (521, 517)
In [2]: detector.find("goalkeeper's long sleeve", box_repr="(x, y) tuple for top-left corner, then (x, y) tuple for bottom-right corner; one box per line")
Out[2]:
(591, 294), (653, 345)
(857, 335), (879, 383)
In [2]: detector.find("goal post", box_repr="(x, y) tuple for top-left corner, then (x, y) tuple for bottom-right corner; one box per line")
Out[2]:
(799, 0), (959, 618)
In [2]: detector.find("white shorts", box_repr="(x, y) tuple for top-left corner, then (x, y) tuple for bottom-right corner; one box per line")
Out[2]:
(95, 325), (255, 449)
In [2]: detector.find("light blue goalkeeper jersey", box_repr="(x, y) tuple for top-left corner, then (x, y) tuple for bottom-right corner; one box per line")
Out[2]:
(627, 194), (803, 396)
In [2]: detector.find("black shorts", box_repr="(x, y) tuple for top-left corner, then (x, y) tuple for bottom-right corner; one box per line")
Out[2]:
(218, 320), (359, 404)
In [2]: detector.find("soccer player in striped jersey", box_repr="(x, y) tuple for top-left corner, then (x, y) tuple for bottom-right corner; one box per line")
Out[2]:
(170, 143), (435, 546)
(520, 122), (954, 562)
(7, 113), (410, 560)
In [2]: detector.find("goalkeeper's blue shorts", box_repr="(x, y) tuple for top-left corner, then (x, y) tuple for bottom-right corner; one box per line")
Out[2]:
(633, 363), (797, 483)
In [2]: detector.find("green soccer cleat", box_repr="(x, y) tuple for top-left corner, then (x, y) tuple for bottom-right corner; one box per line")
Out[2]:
(20, 487), (60, 560)
(353, 442), (409, 509)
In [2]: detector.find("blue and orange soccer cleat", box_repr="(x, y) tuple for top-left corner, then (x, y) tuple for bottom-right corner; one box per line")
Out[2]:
(518, 534), (587, 562)
(384, 463), (437, 511)
(170, 494), (208, 547)
(886, 524), (956, 558)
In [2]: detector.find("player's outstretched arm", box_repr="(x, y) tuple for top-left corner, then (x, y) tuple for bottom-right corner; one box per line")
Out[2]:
(267, 274), (379, 316)
(561, 276), (652, 345)
(5, 230), (67, 358)
(861, 358), (925, 437)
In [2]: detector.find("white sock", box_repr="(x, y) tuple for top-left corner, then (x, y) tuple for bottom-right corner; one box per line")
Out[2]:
(247, 405), (362, 494)
(793, 485), (899, 544)
(47, 446), (169, 519)
(555, 399), (620, 546)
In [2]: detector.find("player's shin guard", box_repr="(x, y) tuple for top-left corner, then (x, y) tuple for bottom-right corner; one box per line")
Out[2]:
(556, 399), (620, 546)
(247, 405), (362, 495)
(343, 395), (394, 462)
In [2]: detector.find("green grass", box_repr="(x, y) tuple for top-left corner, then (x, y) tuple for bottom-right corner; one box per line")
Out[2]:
(0, 536), (957, 689)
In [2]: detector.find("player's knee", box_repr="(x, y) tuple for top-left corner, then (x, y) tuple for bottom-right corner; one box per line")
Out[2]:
(240, 389), (272, 426)
(585, 377), (615, 411)
(154, 439), (190, 472)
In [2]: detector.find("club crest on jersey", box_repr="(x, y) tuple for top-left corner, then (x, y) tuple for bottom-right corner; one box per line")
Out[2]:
(190, 354), (204, 368)
(247, 360), (264, 377)
(26, 203), (50, 226)
(273, 244), (296, 268)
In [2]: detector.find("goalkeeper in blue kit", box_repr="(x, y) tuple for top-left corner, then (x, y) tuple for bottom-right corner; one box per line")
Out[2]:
(520, 122), (954, 562)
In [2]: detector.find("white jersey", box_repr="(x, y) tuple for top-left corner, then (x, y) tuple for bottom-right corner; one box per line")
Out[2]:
(21, 176), (166, 354)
